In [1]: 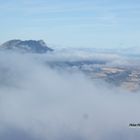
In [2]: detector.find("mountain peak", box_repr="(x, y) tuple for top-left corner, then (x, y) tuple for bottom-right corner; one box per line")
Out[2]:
(0, 39), (53, 53)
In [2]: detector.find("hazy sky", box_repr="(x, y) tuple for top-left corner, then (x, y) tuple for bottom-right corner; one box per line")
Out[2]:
(0, 0), (140, 48)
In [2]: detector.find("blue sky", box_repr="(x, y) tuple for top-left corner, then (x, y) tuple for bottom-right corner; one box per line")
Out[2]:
(0, 0), (140, 48)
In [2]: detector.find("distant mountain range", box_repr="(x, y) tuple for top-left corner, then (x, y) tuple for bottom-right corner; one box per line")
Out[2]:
(0, 39), (53, 53)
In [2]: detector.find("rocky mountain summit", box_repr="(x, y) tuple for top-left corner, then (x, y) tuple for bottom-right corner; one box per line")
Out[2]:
(0, 39), (53, 53)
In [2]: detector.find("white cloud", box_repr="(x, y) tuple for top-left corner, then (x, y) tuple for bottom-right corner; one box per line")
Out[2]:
(0, 50), (139, 140)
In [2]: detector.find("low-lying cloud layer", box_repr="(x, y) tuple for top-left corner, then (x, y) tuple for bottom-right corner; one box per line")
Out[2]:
(0, 50), (140, 140)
